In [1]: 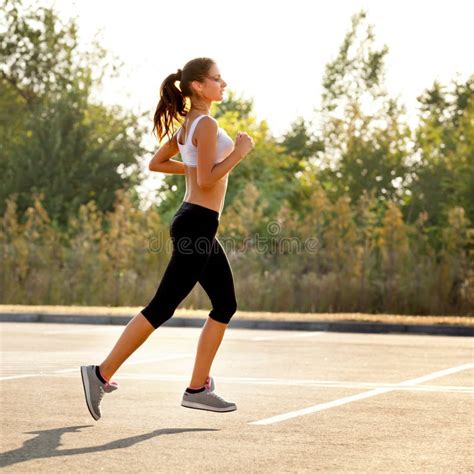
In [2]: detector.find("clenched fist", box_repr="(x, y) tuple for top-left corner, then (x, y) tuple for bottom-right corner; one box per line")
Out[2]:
(234, 132), (255, 158)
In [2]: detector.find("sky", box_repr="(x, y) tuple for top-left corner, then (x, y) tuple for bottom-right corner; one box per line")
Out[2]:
(30, 0), (474, 204)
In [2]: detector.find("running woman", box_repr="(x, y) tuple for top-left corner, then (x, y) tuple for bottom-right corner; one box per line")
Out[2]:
(80, 57), (255, 420)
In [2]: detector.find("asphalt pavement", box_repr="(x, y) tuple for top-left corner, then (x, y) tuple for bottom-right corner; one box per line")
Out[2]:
(1, 322), (473, 472)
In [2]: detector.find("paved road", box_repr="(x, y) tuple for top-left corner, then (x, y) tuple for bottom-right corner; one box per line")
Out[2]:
(1, 322), (473, 472)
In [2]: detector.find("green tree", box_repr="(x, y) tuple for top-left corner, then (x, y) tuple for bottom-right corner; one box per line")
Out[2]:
(0, 0), (147, 227)
(314, 10), (412, 207)
(407, 76), (474, 228)
(277, 116), (324, 214)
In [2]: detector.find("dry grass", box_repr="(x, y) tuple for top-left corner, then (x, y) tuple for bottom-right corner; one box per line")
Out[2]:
(2, 191), (473, 315)
(1, 305), (472, 326)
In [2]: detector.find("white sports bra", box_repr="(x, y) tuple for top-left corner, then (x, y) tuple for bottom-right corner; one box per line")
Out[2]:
(175, 114), (234, 167)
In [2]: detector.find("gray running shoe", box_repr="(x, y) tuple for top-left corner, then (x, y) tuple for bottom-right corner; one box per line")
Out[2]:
(80, 365), (119, 420)
(181, 384), (236, 412)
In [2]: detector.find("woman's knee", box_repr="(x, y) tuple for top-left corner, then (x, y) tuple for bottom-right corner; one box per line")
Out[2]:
(209, 299), (237, 324)
(140, 306), (174, 329)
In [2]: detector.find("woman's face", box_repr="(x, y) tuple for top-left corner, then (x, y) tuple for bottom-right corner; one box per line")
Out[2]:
(193, 64), (227, 102)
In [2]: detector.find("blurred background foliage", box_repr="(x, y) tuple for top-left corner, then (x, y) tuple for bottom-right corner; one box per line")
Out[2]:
(1, 2), (472, 315)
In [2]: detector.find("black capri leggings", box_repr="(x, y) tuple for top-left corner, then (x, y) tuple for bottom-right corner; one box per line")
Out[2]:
(140, 201), (237, 329)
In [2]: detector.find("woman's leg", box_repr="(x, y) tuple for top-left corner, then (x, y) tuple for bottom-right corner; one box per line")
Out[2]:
(98, 205), (218, 381)
(188, 318), (227, 388)
(97, 248), (204, 381)
(189, 237), (237, 388)
(99, 312), (155, 381)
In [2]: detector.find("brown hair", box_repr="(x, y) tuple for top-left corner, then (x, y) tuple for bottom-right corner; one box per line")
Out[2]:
(152, 57), (216, 142)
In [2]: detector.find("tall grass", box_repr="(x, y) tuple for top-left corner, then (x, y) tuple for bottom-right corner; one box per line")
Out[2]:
(1, 186), (472, 315)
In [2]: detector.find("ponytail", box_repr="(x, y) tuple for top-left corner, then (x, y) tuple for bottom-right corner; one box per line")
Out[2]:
(152, 69), (186, 142)
(152, 57), (216, 142)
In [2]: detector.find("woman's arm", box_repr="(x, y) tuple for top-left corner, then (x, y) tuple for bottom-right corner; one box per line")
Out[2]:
(198, 149), (244, 187)
(196, 118), (245, 188)
(148, 132), (185, 174)
(150, 159), (185, 175)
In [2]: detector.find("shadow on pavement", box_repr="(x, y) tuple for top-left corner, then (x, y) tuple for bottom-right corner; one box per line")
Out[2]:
(0, 425), (219, 468)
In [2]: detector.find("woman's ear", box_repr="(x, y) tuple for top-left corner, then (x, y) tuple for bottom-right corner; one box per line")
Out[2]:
(190, 80), (203, 96)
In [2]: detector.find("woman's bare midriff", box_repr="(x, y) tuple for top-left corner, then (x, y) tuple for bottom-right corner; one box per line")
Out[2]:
(182, 165), (228, 216)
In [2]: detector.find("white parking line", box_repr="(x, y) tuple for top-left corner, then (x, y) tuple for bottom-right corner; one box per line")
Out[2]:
(248, 362), (474, 425)
(0, 374), (45, 381)
(14, 370), (469, 395)
(249, 332), (324, 341)
(41, 328), (120, 335)
(82, 374), (474, 393)
(0, 353), (193, 381)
